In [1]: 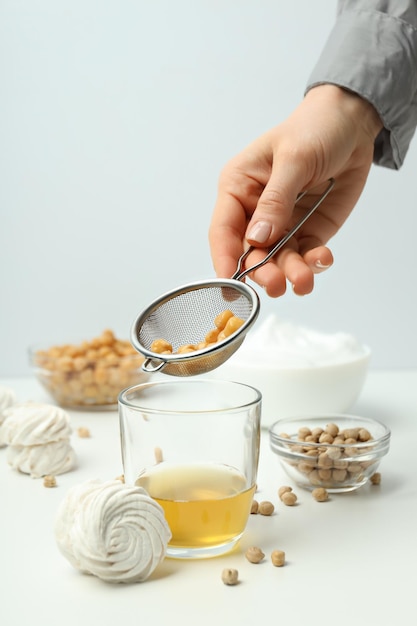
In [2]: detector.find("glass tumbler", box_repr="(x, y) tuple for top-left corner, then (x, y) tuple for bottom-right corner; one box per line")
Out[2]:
(118, 379), (261, 559)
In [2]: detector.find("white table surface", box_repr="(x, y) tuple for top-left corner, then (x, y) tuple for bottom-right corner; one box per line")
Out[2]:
(1, 371), (416, 626)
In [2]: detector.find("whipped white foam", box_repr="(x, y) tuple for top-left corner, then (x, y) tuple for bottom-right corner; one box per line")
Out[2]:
(1, 403), (72, 446)
(234, 314), (368, 368)
(55, 479), (171, 583)
(6, 439), (76, 478)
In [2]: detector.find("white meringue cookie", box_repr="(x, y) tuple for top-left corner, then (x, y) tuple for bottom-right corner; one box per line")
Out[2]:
(0, 386), (17, 447)
(0, 385), (16, 423)
(1, 403), (72, 446)
(55, 479), (172, 583)
(6, 439), (76, 477)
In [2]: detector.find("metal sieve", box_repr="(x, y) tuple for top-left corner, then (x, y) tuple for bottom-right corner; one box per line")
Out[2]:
(131, 178), (335, 376)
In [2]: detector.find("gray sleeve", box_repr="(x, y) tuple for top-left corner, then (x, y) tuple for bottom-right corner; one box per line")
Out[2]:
(305, 0), (417, 169)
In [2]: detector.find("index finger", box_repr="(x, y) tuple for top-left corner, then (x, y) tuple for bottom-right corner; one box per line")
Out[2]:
(209, 190), (248, 278)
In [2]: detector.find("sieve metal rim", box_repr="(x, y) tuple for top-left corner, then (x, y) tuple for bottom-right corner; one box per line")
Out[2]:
(130, 277), (260, 371)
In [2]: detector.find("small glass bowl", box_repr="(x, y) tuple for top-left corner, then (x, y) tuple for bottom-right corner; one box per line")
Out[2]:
(269, 415), (390, 493)
(29, 334), (149, 409)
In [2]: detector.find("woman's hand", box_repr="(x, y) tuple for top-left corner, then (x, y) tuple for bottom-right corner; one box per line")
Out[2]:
(209, 85), (383, 296)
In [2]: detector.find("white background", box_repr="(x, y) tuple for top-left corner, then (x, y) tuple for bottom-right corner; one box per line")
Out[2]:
(1, 0), (416, 375)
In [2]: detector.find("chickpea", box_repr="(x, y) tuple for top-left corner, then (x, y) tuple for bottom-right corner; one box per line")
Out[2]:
(85, 349), (99, 361)
(97, 346), (112, 358)
(308, 470), (321, 486)
(150, 339), (173, 354)
(221, 568), (239, 585)
(325, 423), (339, 437)
(278, 485), (293, 499)
(332, 468), (347, 482)
(298, 461), (315, 474)
(312, 487), (329, 502)
(370, 472), (381, 485)
(332, 457), (348, 469)
(77, 427), (91, 438)
(217, 315), (245, 342)
(224, 315), (244, 335)
(250, 500), (259, 514)
(358, 428), (372, 442)
(326, 446), (342, 461)
(281, 491), (297, 506)
(344, 437), (358, 445)
(245, 546), (265, 564)
(271, 550), (286, 567)
(83, 384), (98, 398)
(177, 344), (197, 354)
(79, 369), (94, 385)
(258, 500), (274, 516)
(317, 452), (333, 468)
(89, 337), (102, 349)
(214, 309), (234, 330)
(104, 352), (119, 365)
(319, 432), (334, 444)
(347, 463), (363, 475)
(100, 329), (115, 345)
(342, 428), (360, 440)
(318, 468), (332, 481)
(94, 367), (108, 384)
(311, 427), (324, 440)
(298, 426), (311, 440)
(205, 328), (220, 343)
(43, 475), (57, 488)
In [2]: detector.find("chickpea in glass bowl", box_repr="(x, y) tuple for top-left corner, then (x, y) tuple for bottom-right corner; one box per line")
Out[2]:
(29, 329), (148, 409)
(269, 415), (390, 493)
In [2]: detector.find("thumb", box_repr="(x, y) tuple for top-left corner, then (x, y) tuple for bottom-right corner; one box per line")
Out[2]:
(245, 167), (304, 247)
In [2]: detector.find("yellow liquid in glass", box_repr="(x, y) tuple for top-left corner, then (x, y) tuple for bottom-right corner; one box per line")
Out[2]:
(137, 464), (255, 548)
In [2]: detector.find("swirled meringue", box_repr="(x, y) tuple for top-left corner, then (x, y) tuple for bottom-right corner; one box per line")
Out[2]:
(1, 402), (76, 477)
(0, 386), (17, 447)
(55, 479), (172, 583)
(6, 439), (76, 478)
(1, 403), (72, 446)
(0, 385), (16, 423)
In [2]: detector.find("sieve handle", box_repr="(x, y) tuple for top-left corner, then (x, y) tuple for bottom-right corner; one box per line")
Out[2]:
(232, 178), (335, 282)
(142, 358), (167, 373)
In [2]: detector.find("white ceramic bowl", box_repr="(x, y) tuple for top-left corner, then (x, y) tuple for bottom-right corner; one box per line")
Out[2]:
(211, 346), (371, 428)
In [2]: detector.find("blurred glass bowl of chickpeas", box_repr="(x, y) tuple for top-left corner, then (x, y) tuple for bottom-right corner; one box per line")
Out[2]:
(29, 329), (149, 409)
(269, 415), (390, 493)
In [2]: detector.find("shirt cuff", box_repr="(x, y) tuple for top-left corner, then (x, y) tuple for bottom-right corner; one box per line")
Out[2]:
(305, 8), (417, 169)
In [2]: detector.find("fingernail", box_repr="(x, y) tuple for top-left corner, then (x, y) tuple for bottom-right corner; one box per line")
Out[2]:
(247, 221), (272, 244)
(315, 260), (331, 269)
(291, 284), (305, 296)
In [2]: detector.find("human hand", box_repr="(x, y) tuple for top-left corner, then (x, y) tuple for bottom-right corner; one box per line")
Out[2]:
(209, 85), (383, 296)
